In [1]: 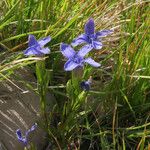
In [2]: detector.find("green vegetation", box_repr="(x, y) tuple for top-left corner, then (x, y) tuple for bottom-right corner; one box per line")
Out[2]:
(0, 0), (150, 149)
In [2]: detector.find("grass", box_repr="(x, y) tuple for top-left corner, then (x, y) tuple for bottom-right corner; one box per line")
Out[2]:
(0, 0), (150, 149)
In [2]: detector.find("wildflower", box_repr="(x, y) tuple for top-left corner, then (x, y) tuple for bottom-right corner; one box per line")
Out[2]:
(24, 35), (51, 56)
(16, 123), (37, 146)
(72, 18), (113, 49)
(60, 43), (100, 71)
(80, 76), (92, 91)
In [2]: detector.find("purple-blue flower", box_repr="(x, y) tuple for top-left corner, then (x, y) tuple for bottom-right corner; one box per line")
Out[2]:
(72, 18), (113, 49)
(80, 77), (92, 91)
(60, 43), (100, 71)
(16, 123), (37, 146)
(24, 35), (51, 56)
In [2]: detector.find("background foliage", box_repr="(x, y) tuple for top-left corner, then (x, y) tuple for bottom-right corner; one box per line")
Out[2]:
(0, 0), (150, 149)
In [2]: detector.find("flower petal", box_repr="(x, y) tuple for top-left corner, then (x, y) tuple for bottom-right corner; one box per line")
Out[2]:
(24, 46), (43, 56)
(28, 35), (38, 47)
(40, 47), (50, 54)
(30, 123), (37, 131)
(84, 57), (101, 67)
(16, 129), (27, 145)
(16, 129), (22, 139)
(92, 40), (103, 49)
(77, 44), (93, 57)
(38, 36), (51, 47)
(71, 34), (88, 47)
(64, 60), (79, 71)
(96, 30), (113, 37)
(60, 43), (76, 58)
(26, 123), (37, 137)
(84, 18), (95, 35)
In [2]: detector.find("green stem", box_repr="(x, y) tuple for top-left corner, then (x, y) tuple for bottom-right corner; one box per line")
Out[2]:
(36, 60), (49, 127)
(40, 89), (48, 126)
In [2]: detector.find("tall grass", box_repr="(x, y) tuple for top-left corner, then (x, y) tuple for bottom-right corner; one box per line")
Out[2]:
(0, 0), (150, 149)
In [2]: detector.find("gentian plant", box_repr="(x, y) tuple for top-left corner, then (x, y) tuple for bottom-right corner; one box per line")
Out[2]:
(23, 35), (51, 129)
(18, 18), (113, 149)
(56, 18), (113, 147)
(16, 123), (37, 146)
(72, 18), (113, 49)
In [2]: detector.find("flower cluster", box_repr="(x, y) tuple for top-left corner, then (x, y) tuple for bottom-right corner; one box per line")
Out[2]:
(23, 18), (113, 92)
(23, 18), (113, 72)
(60, 18), (113, 71)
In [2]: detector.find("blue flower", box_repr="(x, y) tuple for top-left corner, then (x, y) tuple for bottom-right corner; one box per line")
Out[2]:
(60, 43), (101, 71)
(16, 123), (37, 146)
(24, 35), (51, 56)
(80, 77), (92, 91)
(72, 18), (113, 49)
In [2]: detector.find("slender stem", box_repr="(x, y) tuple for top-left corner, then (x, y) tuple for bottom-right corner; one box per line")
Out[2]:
(36, 60), (48, 127)
(40, 90), (48, 127)
(48, 129), (62, 150)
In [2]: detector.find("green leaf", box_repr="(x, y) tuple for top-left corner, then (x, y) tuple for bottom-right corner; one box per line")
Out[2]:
(66, 79), (73, 98)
